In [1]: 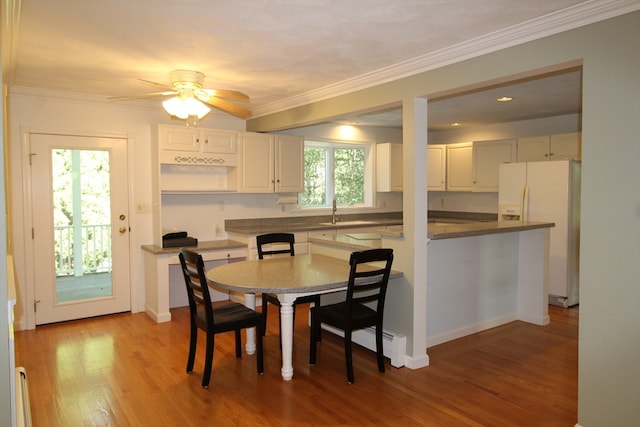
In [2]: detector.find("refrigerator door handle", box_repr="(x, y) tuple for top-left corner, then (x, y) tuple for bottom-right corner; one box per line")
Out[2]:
(522, 185), (529, 222)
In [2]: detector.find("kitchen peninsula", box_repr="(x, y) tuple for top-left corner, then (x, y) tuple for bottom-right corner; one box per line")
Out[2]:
(309, 217), (555, 350)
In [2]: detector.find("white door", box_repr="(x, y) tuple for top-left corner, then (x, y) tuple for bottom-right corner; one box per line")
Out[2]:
(30, 133), (131, 324)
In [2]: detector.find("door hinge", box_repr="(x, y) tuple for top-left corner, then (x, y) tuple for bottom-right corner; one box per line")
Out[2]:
(32, 228), (35, 239)
(34, 300), (41, 312)
(29, 152), (36, 166)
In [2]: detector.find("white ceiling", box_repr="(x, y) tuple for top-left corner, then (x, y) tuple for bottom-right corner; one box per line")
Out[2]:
(6, 1), (635, 129)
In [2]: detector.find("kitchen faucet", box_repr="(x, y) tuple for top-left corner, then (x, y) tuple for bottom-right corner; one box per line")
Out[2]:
(332, 198), (337, 225)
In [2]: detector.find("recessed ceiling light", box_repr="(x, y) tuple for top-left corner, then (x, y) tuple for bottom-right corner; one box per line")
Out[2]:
(451, 122), (461, 127)
(496, 96), (513, 102)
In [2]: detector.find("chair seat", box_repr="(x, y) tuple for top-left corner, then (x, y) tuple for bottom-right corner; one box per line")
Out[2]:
(313, 302), (377, 330)
(197, 303), (263, 333)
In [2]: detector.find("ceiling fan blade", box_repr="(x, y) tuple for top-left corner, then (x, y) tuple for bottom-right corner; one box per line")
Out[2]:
(199, 88), (249, 102)
(138, 78), (174, 90)
(108, 91), (177, 101)
(200, 96), (252, 119)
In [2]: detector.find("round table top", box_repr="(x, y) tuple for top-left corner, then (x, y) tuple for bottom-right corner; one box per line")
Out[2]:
(206, 253), (356, 294)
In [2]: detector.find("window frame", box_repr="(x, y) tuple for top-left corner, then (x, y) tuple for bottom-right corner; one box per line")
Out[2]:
(301, 139), (376, 210)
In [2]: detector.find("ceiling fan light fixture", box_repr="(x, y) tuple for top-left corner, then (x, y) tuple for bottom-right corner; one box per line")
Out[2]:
(162, 95), (211, 120)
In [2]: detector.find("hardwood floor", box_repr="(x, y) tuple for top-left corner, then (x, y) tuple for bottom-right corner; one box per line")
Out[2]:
(15, 304), (578, 426)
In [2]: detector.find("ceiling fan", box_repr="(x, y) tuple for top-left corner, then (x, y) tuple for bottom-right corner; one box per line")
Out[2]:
(110, 70), (251, 120)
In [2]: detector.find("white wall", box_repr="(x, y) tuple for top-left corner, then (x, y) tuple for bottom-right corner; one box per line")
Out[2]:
(7, 90), (403, 328)
(6, 89), (247, 328)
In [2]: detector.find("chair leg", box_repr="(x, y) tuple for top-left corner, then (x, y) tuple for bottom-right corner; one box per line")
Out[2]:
(309, 310), (317, 365)
(376, 324), (385, 373)
(345, 330), (354, 384)
(261, 294), (268, 336)
(186, 321), (197, 373)
(234, 329), (242, 358)
(202, 332), (215, 388)
(313, 296), (322, 342)
(256, 321), (264, 374)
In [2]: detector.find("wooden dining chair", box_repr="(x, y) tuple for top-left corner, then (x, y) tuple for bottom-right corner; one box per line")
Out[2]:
(179, 249), (264, 388)
(309, 248), (394, 384)
(257, 233), (321, 347)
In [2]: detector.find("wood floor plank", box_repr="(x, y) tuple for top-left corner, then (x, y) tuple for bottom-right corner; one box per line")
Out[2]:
(15, 305), (577, 426)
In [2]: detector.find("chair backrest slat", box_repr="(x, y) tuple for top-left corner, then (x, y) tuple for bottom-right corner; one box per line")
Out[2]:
(257, 233), (295, 259)
(346, 249), (394, 313)
(179, 249), (215, 324)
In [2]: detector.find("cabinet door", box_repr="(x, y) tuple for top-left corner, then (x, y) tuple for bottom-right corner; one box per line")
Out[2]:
(275, 134), (304, 193)
(473, 139), (517, 192)
(237, 132), (275, 193)
(427, 145), (446, 191)
(517, 136), (550, 162)
(446, 142), (473, 191)
(550, 132), (581, 160)
(376, 143), (403, 192)
(200, 129), (237, 154)
(160, 126), (198, 152)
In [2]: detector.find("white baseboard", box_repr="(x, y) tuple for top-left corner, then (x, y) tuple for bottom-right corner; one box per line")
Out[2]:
(427, 314), (518, 348)
(321, 324), (407, 367)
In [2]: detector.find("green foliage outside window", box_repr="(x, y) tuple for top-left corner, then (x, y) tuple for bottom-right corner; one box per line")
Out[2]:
(302, 143), (365, 207)
(335, 148), (364, 204)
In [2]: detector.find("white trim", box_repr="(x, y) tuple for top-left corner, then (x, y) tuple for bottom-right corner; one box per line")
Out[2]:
(252, 0), (640, 118)
(426, 313), (519, 348)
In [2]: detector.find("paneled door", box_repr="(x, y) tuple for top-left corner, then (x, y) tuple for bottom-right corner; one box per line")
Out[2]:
(30, 133), (130, 324)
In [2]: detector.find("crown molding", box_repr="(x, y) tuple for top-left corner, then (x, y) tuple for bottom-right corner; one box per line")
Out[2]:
(251, 0), (640, 118)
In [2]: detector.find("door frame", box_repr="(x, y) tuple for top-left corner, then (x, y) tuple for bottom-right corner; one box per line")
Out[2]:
(20, 128), (137, 329)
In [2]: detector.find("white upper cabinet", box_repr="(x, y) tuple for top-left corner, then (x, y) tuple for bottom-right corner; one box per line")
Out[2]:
(427, 144), (447, 191)
(517, 132), (581, 162)
(550, 132), (581, 160)
(158, 125), (237, 166)
(446, 139), (516, 192)
(376, 143), (403, 192)
(446, 142), (473, 191)
(237, 132), (304, 193)
(517, 135), (550, 162)
(274, 134), (305, 193)
(472, 139), (517, 192)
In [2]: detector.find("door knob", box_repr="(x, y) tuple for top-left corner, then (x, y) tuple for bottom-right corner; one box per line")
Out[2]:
(119, 226), (127, 234)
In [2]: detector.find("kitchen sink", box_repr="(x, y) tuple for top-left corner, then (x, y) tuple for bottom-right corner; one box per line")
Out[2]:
(318, 220), (377, 226)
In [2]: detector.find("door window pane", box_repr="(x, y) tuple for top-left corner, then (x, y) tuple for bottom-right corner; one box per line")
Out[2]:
(52, 149), (113, 303)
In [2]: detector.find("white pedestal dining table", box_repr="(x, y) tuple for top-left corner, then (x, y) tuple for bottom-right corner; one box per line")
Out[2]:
(206, 253), (400, 380)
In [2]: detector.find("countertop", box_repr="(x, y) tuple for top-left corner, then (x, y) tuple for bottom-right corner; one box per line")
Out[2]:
(427, 220), (554, 240)
(308, 232), (383, 250)
(141, 239), (247, 255)
(225, 213), (403, 235)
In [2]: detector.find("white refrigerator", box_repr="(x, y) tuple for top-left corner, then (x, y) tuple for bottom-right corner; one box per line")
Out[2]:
(498, 160), (581, 307)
